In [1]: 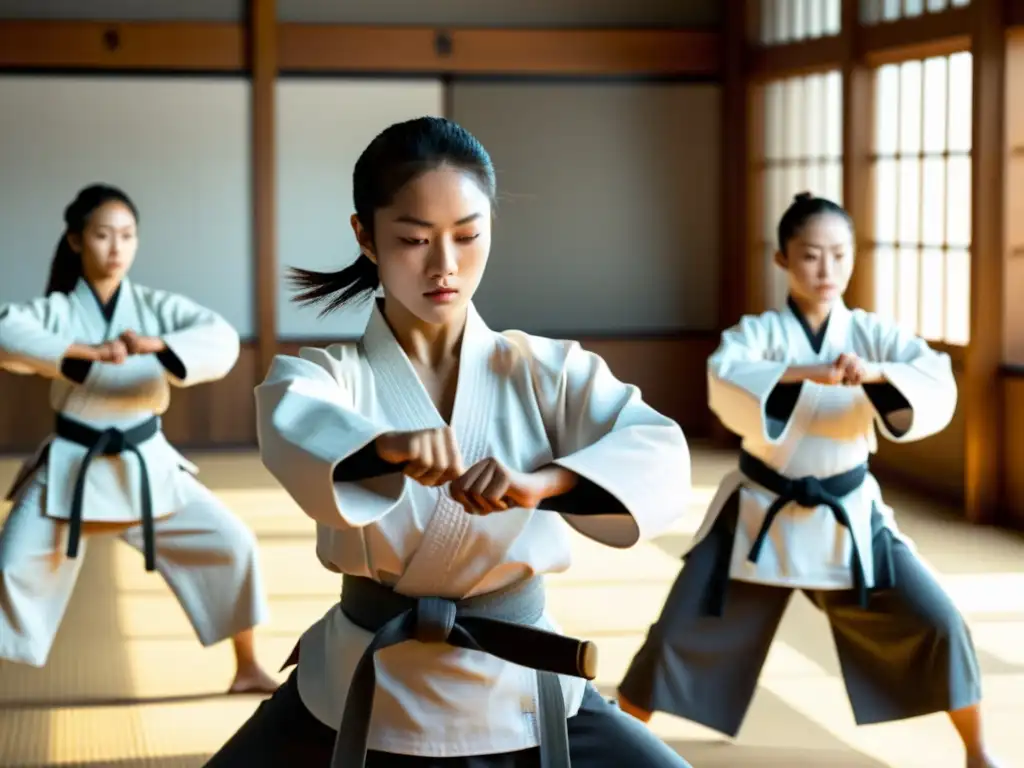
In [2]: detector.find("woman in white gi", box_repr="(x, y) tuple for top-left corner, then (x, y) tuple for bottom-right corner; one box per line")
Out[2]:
(617, 192), (1000, 768)
(204, 116), (694, 767)
(0, 183), (277, 694)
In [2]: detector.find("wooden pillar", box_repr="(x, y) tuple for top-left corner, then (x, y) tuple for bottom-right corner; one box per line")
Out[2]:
(250, 0), (278, 378)
(719, 0), (750, 329)
(711, 0), (750, 449)
(841, 0), (876, 311)
(964, 0), (1007, 524)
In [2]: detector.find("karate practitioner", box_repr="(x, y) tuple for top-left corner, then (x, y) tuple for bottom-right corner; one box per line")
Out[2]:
(617, 192), (1001, 768)
(204, 116), (694, 767)
(0, 183), (278, 695)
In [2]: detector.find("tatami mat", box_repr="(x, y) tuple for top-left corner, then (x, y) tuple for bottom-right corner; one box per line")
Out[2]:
(0, 446), (1021, 767)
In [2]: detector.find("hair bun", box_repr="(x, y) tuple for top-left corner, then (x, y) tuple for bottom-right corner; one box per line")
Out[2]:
(794, 191), (815, 203)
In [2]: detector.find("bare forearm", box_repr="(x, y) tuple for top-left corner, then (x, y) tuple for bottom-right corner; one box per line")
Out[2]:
(780, 365), (827, 384)
(532, 464), (580, 500)
(63, 343), (98, 361)
(781, 364), (885, 386)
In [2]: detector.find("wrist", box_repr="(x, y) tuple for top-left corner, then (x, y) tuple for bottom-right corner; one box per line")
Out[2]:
(531, 464), (579, 500)
(861, 363), (885, 384)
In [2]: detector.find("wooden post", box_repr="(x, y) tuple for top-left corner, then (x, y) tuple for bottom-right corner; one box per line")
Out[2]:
(251, 0), (278, 378)
(963, 0), (1007, 524)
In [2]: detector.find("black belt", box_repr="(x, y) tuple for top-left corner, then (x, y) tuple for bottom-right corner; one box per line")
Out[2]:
(332, 574), (597, 768)
(57, 414), (161, 571)
(703, 451), (869, 616)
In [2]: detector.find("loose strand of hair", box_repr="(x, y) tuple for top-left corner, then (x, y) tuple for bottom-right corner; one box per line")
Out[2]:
(286, 257), (379, 318)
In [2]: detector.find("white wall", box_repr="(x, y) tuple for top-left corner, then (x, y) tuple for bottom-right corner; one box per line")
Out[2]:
(451, 81), (722, 334)
(275, 78), (445, 339)
(0, 75), (254, 336)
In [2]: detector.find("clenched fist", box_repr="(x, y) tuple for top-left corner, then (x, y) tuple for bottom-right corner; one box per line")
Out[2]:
(375, 427), (465, 488)
(119, 329), (166, 356)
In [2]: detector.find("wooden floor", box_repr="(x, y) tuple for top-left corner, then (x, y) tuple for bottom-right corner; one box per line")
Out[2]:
(0, 446), (1022, 768)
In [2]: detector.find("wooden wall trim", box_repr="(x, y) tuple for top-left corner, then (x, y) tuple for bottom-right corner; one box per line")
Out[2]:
(859, 7), (972, 65)
(250, 0), (278, 379)
(749, 36), (841, 79)
(1004, 373), (1024, 530)
(748, 7), (972, 79)
(278, 25), (722, 76)
(963, 0), (1007, 525)
(0, 334), (722, 457)
(0, 21), (246, 71)
(1010, 0), (1024, 29)
(0, 20), (721, 79)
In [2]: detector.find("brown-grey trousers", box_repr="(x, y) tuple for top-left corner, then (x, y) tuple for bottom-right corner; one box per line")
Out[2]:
(203, 671), (692, 767)
(618, 498), (983, 737)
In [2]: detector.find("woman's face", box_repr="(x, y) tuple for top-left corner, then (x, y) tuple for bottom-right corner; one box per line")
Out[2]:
(70, 200), (138, 284)
(774, 213), (854, 306)
(354, 166), (492, 327)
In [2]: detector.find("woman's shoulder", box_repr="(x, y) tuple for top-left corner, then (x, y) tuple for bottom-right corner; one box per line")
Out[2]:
(293, 339), (367, 379)
(495, 327), (591, 380)
(0, 291), (74, 323)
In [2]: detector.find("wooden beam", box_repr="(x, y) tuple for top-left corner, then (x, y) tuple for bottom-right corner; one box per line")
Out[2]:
(250, 0), (278, 379)
(964, 0), (1007, 525)
(1006, 0), (1024, 29)
(842, 0), (876, 311)
(0, 20), (245, 71)
(279, 25), (721, 77)
(748, 8), (973, 79)
(860, 8), (972, 66)
(749, 36), (841, 79)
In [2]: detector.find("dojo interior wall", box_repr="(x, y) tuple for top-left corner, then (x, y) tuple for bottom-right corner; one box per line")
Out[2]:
(0, 0), (724, 455)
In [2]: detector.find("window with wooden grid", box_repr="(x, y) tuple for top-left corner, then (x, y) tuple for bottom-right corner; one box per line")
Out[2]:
(871, 52), (972, 345)
(860, 0), (970, 26)
(759, 0), (842, 46)
(761, 70), (844, 310)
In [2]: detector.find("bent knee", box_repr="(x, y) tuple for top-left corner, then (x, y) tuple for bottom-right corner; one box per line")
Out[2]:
(171, 499), (262, 563)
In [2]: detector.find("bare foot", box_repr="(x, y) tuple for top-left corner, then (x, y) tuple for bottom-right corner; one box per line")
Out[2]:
(228, 663), (279, 695)
(617, 691), (653, 723)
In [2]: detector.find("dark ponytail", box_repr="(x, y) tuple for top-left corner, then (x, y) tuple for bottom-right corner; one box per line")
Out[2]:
(776, 190), (852, 254)
(45, 234), (84, 295)
(288, 116), (497, 316)
(45, 183), (139, 295)
(288, 254), (380, 318)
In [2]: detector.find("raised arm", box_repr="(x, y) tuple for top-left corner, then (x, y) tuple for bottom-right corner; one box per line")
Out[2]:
(862, 315), (957, 442)
(0, 295), (91, 379)
(147, 289), (240, 387)
(255, 347), (405, 529)
(707, 315), (806, 443)
(521, 336), (691, 548)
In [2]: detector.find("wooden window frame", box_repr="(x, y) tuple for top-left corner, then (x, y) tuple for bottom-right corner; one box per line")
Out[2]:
(870, 51), (974, 351)
(757, 70), (845, 314)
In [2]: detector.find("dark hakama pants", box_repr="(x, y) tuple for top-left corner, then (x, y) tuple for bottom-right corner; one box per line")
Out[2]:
(618, 495), (983, 738)
(203, 672), (691, 767)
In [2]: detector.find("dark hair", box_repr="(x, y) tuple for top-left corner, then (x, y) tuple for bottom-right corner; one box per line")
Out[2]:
(288, 116), (497, 317)
(776, 191), (853, 254)
(46, 183), (139, 295)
